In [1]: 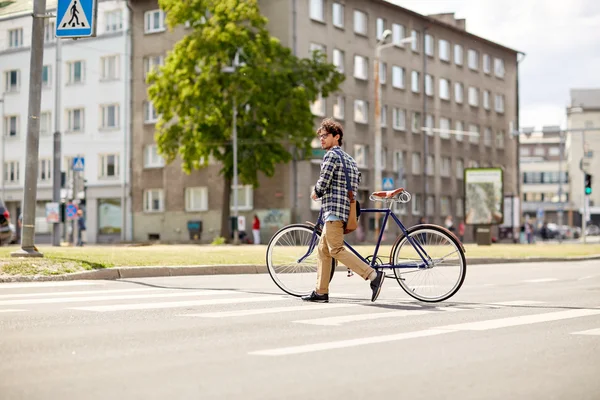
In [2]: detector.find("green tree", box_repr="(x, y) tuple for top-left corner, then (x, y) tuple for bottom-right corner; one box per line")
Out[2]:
(148, 0), (344, 241)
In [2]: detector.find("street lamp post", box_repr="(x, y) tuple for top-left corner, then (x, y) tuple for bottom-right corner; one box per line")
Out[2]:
(374, 30), (415, 239)
(222, 50), (245, 245)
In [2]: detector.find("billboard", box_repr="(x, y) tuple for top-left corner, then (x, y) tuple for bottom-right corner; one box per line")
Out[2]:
(464, 168), (504, 225)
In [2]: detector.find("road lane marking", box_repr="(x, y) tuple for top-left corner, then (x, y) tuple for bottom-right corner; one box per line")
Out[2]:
(0, 288), (160, 299)
(69, 296), (287, 312)
(0, 290), (239, 306)
(0, 309), (27, 313)
(571, 328), (600, 336)
(250, 307), (600, 356)
(522, 278), (559, 283)
(181, 303), (359, 318)
(0, 281), (104, 289)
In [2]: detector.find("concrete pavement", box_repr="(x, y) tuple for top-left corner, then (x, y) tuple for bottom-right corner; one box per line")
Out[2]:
(0, 260), (599, 399)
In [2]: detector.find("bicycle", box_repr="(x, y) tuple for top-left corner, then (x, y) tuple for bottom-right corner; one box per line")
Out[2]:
(266, 188), (467, 303)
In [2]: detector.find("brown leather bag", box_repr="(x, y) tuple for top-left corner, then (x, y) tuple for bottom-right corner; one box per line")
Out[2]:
(334, 149), (360, 234)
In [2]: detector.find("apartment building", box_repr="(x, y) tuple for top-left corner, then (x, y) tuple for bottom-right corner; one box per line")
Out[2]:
(0, 0), (132, 243)
(130, 0), (520, 243)
(566, 88), (600, 226)
(519, 126), (569, 226)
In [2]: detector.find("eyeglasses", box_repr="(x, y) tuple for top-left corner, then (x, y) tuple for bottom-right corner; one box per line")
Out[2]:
(318, 132), (331, 140)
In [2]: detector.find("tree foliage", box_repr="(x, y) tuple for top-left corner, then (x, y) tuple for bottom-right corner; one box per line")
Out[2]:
(148, 0), (344, 239)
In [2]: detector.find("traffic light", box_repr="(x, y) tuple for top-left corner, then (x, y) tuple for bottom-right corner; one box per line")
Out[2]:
(584, 173), (592, 195)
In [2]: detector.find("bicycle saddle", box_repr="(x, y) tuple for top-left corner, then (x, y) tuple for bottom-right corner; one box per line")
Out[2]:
(371, 188), (405, 198)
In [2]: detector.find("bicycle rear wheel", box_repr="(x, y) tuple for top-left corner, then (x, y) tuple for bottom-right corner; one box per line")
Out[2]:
(266, 224), (335, 297)
(390, 224), (466, 302)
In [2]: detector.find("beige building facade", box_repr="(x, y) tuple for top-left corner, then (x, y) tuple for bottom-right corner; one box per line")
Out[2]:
(129, 0), (520, 243)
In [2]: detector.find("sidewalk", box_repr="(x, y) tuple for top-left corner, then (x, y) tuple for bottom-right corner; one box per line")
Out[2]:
(1, 254), (599, 283)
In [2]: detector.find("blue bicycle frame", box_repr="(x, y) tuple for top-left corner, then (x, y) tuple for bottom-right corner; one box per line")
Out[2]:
(298, 205), (432, 270)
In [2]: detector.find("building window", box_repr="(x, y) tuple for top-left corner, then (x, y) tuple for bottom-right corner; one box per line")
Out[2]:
(309, 42), (326, 58)
(42, 65), (51, 88)
(354, 99), (368, 123)
(8, 28), (23, 48)
(455, 121), (464, 142)
(439, 39), (450, 61)
(144, 101), (158, 123)
(456, 158), (464, 179)
(332, 2), (344, 28)
(425, 74), (433, 96)
(4, 161), (19, 184)
(424, 34), (434, 56)
(439, 78), (450, 100)
(67, 61), (85, 84)
(99, 154), (119, 178)
(354, 144), (367, 168)
(483, 54), (491, 74)
(411, 30), (419, 52)
(534, 147), (545, 156)
(185, 187), (209, 211)
(333, 96), (345, 120)
(439, 117), (451, 139)
(484, 127), (492, 147)
(411, 71), (420, 93)
(455, 82), (463, 103)
(454, 44), (463, 65)
(44, 20), (55, 42)
(494, 58), (505, 78)
(310, 93), (325, 116)
(105, 10), (123, 32)
(333, 48), (344, 73)
(412, 194), (421, 215)
(310, 0), (324, 22)
(426, 196), (434, 216)
(67, 108), (84, 132)
(353, 10), (367, 35)
(440, 157), (451, 177)
(426, 155), (434, 176)
(39, 159), (52, 182)
(496, 131), (505, 149)
(379, 62), (387, 84)
(40, 111), (51, 135)
(354, 55), (368, 80)
(101, 104), (119, 129)
(469, 124), (479, 144)
(483, 90), (490, 110)
(101, 55), (120, 80)
(392, 65), (404, 89)
(393, 151), (405, 176)
(392, 23), (405, 46)
(440, 196), (450, 215)
(411, 112), (421, 133)
(376, 17), (385, 40)
(495, 94), (505, 113)
(425, 114), (434, 136)
(230, 185), (253, 211)
(144, 189), (164, 212)
(520, 148), (530, 157)
(456, 198), (464, 217)
(5, 115), (19, 137)
(5, 70), (20, 92)
(144, 10), (166, 33)
(468, 86), (479, 107)
(549, 146), (560, 156)
(392, 108), (406, 131)
(468, 49), (478, 70)
(412, 153), (421, 174)
(144, 55), (164, 78)
(380, 105), (387, 127)
(144, 144), (165, 168)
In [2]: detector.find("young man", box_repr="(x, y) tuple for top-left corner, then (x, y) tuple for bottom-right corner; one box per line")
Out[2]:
(303, 118), (385, 303)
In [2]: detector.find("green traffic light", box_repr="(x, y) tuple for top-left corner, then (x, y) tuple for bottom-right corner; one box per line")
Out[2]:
(585, 187), (592, 195)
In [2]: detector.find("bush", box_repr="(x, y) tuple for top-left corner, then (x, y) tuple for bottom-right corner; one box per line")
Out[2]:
(211, 236), (226, 246)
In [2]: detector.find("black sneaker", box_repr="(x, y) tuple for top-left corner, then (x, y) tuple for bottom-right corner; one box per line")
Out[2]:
(370, 271), (385, 302)
(301, 291), (329, 303)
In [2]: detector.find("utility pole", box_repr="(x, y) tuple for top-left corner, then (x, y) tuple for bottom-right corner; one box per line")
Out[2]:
(557, 129), (564, 243)
(232, 95), (239, 245)
(422, 26), (429, 221)
(373, 38), (383, 240)
(0, 93), (5, 201)
(11, 0), (47, 258)
(52, 37), (62, 247)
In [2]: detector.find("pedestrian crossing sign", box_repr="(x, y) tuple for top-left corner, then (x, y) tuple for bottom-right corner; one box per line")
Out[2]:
(55, 0), (98, 38)
(72, 156), (85, 171)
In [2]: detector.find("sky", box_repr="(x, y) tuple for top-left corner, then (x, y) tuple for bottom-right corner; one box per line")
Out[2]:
(390, 0), (600, 131)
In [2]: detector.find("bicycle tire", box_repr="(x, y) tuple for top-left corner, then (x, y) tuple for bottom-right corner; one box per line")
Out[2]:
(389, 224), (467, 302)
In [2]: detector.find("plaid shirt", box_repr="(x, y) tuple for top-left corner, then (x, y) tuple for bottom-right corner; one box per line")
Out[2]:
(313, 146), (361, 222)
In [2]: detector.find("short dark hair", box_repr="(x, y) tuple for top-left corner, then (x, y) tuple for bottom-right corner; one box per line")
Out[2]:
(318, 118), (344, 146)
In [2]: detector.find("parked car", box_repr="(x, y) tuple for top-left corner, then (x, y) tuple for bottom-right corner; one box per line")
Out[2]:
(0, 200), (14, 245)
(587, 224), (600, 236)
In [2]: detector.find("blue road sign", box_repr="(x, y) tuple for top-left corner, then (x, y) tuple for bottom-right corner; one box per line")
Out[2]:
(72, 156), (85, 171)
(383, 177), (394, 190)
(55, 0), (98, 38)
(66, 203), (78, 220)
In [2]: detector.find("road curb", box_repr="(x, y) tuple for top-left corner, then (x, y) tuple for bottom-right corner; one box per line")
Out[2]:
(1, 255), (599, 283)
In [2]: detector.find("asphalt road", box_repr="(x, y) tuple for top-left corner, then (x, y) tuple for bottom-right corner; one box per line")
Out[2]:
(1, 260), (599, 400)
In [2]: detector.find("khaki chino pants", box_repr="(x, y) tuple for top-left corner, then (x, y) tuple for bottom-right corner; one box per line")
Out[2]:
(316, 220), (375, 295)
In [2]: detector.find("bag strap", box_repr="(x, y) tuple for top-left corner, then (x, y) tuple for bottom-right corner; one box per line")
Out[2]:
(333, 148), (354, 201)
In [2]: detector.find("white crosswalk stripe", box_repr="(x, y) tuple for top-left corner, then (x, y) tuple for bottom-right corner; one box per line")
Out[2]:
(0, 281), (104, 289)
(570, 328), (600, 336)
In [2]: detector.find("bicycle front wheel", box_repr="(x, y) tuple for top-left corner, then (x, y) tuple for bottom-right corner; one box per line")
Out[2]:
(390, 224), (466, 302)
(266, 224), (334, 297)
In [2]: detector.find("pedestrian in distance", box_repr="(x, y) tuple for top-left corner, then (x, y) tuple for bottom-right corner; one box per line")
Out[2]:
(252, 214), (261, 245)
(303, 118), (385, 303)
